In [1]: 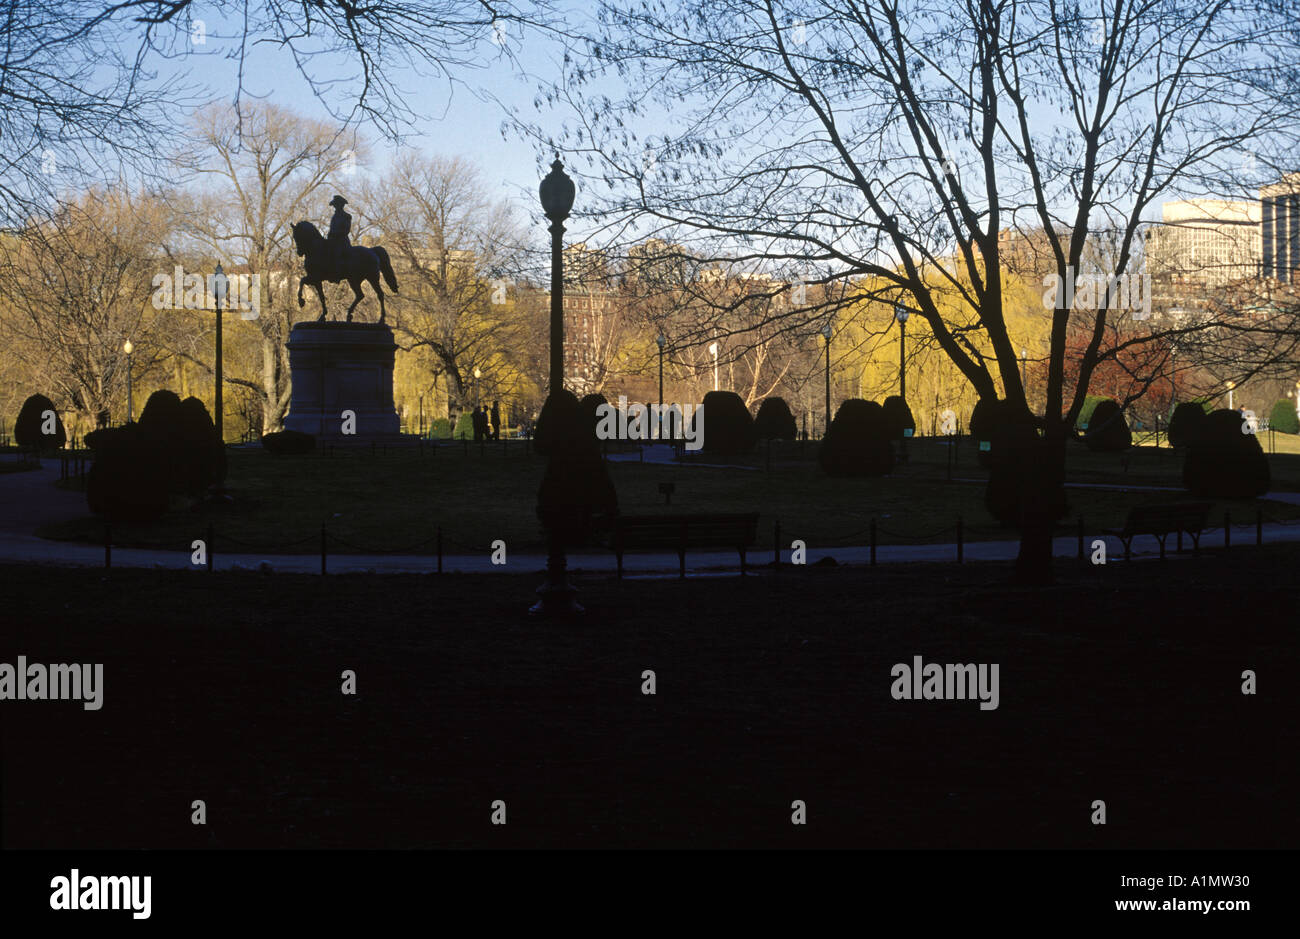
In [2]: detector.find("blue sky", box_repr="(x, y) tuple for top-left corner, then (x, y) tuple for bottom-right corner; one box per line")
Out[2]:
(172, 5), (582, 217)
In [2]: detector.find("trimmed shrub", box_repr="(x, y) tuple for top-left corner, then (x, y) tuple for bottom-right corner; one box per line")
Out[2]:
(818, 398), (893, 477)
(14, 393), (66, 449)
(971, 399), (1031, 468)
(580, 393), (609, 443)
(533, 390), (576, 457)
(1269, 399), (1300, 434)
(85, 423), (170, 523)
(985, 409), (1067, 527)
(881, 395), (916, 439)
(701, 390), (757, 455)
(135, 389), (183, 484)
(453, 411), (475, 440)
(1183, 408), (1270, 498)
(138, 389), (184, 436)
(1085, 399), (1131, 452)
(535, 390), (619, 546)
(426, 417), (453, 439)
(176, 397), (226, 495)
(753, 396), (798, 441)
(1168, 401), (1210, 448)
(260, 429), (316, 455)
(1075, 394), (1110, 432)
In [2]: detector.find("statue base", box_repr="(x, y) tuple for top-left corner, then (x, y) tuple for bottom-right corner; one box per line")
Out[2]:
(284, 322), (402, 440)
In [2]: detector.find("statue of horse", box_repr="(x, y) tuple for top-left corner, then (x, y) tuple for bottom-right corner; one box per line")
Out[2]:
(291, 220), (399, 323)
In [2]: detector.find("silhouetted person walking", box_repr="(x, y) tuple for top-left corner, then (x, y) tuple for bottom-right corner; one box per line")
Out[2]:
(491, 401), (501, 441)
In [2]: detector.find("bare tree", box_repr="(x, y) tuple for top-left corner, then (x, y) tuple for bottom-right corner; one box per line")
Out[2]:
(528, 0), (1300, 581)
(363, 153), (533, 414)
(177, 101), (360, 432)
(0, 188), (171, 426)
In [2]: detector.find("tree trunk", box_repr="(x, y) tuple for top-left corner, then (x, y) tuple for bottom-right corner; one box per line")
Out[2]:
(1014, 431), (1067, 585)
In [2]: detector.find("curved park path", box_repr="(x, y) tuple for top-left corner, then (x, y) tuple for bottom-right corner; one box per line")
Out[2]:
(3, 457), (1300, 575)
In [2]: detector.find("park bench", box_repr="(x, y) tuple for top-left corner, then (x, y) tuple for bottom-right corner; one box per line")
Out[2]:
(1104, 502), (1212, 560)
(610, 512), (759, 579)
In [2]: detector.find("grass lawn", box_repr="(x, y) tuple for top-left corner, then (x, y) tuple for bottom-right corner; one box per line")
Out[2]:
(2, 546), (1294, 849)
(34, 435), (1300, 554)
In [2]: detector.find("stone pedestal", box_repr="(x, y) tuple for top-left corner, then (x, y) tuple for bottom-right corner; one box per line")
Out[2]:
(284, 322), (402, 440)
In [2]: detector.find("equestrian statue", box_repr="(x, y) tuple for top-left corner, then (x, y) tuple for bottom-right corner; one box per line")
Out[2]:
(292, 195), (399, 323)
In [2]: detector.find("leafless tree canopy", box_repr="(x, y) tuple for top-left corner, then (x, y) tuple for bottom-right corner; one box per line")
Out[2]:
(525, 0), (1300, 430)
(0, 0), (556, 224)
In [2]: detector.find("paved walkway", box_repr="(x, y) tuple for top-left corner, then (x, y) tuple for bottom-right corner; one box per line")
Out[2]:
(4, 458), (1300, 575)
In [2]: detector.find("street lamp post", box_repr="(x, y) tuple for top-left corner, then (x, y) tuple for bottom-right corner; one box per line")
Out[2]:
(1227, 380), (1235, 411)
(533, 157), (579, 618)
(213, 263), (227, 442)
(541, 159), (574, 396)
(1020, 347), (1028, 392)
(821, 323), (833, 434)
(1170, 345), (1178, 402)
(123, 339), (134, 423)
(656, 333), (666, 440)
(894, 303), (909, 401)
(709, 341), (719, 392)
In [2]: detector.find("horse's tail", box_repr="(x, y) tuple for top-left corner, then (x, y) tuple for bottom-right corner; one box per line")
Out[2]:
(374, 246), (399, 293)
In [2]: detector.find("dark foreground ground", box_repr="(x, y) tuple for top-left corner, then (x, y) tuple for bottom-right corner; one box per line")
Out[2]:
(1, 548), (1295, 849)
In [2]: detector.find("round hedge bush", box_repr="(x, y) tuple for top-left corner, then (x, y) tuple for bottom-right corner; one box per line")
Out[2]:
(701, 390), (757, 455)
(138, 389), (184, 436)
(818, 398), (893, 477)
(1084, 399), (1131, 452)
(1168, 401), (1210, 447)
(426, 417), (453, 439)
(1075, 394), (1110, 433)
(882, 395), (916, 439)
(85, 423), (170, 523)
(453, 411), (476, 440)
(260, 429), (316, 455)
(971, 399), (1032, 468)
(535, 390), (619, 546)
(1183, 408), (1270, 498)
(176, 396), (227, 495)
(1269, 399), (1299, 434)
(533, 389), (578, 457)
(753, 396), (798, 441)
(14, 393), (66, 449)
(983, 407), (1065, 527)
(580, 393), (609, 443)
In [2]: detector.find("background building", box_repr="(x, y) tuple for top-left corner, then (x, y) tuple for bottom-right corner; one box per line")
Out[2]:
(1261, 173), (1300, 283)
(1144, 198), (1261, 287)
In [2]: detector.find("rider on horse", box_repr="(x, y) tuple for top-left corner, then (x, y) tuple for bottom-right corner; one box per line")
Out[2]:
(328, 195), (352, 267)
